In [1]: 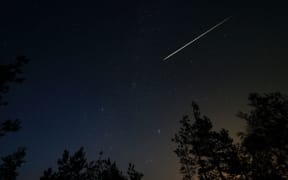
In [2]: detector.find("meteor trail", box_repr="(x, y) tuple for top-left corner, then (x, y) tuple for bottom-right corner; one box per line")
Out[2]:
(163, 17), (231, 61)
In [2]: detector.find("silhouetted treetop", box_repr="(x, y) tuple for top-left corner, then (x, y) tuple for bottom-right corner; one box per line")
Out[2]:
(238, 92), (288, 150)
(0, 56), (29, 102)
(0, 56), (29, 137)
(173, 102), (243, 180)
(238, 92), (288, 179)
(40, 147), (143, 180)
(0, 147), (26, 180)
(173, 92), (288, 180)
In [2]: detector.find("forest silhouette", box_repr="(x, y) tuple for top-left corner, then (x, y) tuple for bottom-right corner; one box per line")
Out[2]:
(1, 57), (288, 179)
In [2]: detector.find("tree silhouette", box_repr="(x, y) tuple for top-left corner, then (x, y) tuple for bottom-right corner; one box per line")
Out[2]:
(173, 103), (245, 180)
(173, 93), (288, 180)
(0, 148), (26, 180)
(40, 147), (143, 180)
(0, 56), (29, 180)
(238, 92), (288, 179)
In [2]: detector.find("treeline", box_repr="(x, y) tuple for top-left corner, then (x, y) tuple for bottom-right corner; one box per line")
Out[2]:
(0, 57), (143, 180)
(1, 57), (288, 180)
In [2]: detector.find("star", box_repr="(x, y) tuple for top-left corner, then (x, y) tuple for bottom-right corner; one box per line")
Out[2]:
(144, 159), (153, 164)
(131, 82), (137, 89)
(99, 106), (105, 112)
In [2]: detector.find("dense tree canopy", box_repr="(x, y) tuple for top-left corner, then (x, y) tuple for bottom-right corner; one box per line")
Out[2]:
(173, 92), (288, 180)
(172, 103), (245, 180)
(238, 92), (288, 179)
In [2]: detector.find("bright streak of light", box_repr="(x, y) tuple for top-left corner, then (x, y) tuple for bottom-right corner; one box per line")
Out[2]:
(163, 17), (231, 61)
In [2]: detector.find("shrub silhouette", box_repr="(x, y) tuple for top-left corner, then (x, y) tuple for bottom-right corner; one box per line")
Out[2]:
(40, 147), (143, 180)
(173, 93), (288, 180)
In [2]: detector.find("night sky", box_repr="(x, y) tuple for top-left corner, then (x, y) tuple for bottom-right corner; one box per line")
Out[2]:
(1, 1), (288, 180)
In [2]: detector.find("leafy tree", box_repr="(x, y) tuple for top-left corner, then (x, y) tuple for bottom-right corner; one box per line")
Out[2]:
(173, 93), (288, 180)
(0, 56), (29, 180)
(173, 103), (245, 180)
(0, 148), (26, 180)
(40, 147), (143, 180)
(238, 92), (288, 179)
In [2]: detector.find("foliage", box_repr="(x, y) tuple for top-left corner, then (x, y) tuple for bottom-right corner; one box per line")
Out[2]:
(173, 93), (288, 180)
(173, 103), (245, 180)
(238, 92), (288, 179)
(0, 148), (26, 180)
(40, 148), (143, 180)
(0, 56), (29, 180)
(0, 56), (29, 137)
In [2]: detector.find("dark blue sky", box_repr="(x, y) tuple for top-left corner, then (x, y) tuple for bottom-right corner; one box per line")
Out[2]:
(1, 1), (288, 180)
